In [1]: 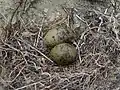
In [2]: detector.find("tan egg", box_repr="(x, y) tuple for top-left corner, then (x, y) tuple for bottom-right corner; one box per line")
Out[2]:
(44, 26), (72, 47)
(49, 43), (77, 65)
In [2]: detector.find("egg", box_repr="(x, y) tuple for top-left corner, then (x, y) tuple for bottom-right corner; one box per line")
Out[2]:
(49, 43), (77, 65)
(44, 26), (73, 47)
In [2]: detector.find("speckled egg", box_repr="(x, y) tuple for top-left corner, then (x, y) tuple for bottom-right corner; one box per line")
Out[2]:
(44, 26), (72, 47)
(49, 43), (77, 65)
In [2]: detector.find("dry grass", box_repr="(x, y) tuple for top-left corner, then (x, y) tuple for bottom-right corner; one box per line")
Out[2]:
(0, 0), (120, 90)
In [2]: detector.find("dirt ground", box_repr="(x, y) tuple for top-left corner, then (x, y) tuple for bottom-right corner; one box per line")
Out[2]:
(0, 0), (120, 90)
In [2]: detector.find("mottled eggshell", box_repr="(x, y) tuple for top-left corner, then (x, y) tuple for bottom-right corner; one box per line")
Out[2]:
(44, 26), (70, 47)
(49, 43), (77, 65)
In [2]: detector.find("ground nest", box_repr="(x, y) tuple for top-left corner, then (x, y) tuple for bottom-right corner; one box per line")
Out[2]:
(0, 0), (120, 90)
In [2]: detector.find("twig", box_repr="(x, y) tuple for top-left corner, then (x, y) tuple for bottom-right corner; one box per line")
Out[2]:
(35, 18), (44, 47)
(15, 81), (44, 90)
(97, 17), (103, 32)
(0, 12), (8, 24)
(61, 6), (74, 28)
(75, 14), (91, 30)
(17, 39), (54, 63)
(94, 55), (105, 67)
(73, 41), (82, 63)
(8, 61), (25, 79)
(9, 0), (23, 24)
(7, 66), (25, 83)
(75, 14), (87, 24)
(3, 42), (28, 64)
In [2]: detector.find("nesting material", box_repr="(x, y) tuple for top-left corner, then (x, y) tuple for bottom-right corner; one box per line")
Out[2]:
(0, 65), (6, 77)
(0, 27), (5, 44)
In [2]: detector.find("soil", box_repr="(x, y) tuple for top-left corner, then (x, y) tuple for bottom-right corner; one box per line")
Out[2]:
(0, 0), (120, 90)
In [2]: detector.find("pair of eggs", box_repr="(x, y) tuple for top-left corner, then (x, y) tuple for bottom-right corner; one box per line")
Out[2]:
(44, 26), (77, 65)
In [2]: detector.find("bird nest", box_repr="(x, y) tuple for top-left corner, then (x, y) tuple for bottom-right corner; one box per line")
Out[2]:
(0, 0), (120, 90)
